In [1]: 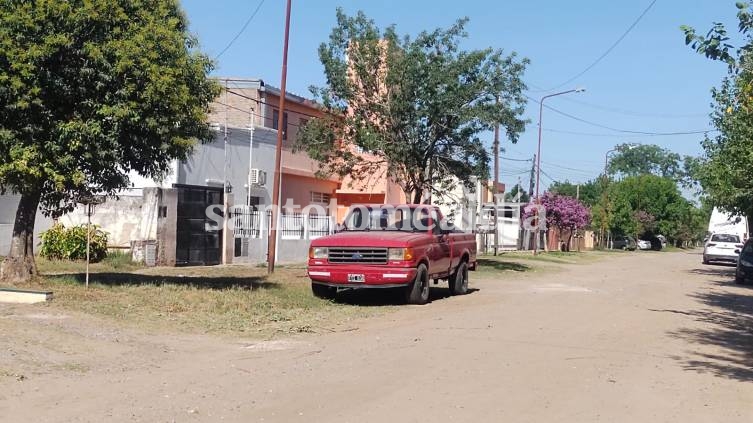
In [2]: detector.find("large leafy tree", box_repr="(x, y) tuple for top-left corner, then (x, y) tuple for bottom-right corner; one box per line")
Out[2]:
(681, 1), (753, 218)
(606, 143), (690, 182)
(297, 9), (528, 204)
(0, 0), (219, 281)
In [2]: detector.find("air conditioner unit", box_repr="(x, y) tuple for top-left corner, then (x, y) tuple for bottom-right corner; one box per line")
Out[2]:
(249, 168), (267, 186)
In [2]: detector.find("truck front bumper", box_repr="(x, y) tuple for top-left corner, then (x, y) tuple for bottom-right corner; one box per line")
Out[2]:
(307, 265), (417, 288)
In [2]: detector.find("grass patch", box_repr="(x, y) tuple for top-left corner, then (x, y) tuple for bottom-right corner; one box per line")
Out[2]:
(476, 258), (533, 273)
(36, 253), (144, 274)
(14, 263), (388, 337)
(489, 250), (610, 265)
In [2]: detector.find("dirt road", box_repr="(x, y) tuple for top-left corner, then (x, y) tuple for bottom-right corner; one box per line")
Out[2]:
(2, 251), (752, 422)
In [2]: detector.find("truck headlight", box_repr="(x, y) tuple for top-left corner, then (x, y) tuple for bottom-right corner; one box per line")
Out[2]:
(388, 247), (414, 261)
(309, 247), (328, 259)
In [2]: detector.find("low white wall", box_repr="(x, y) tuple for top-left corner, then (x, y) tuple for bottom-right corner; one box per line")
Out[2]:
(58, 195), (145, 248)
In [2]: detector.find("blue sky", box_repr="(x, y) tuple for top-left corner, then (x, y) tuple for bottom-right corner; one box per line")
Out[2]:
(181, 0), (738, 191)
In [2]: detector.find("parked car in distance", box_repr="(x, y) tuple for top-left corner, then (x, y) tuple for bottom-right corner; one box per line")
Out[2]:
(611, 236), (636, 251)
(703, 233), (743, 265)
(637, 239), (652, 250)
(307, 204), (478, 305)
(735, 238), (753, 284)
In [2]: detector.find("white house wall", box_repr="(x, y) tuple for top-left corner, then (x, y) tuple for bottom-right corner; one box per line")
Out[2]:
(58, 193), (145, 248)
(178, 126), (278, 208)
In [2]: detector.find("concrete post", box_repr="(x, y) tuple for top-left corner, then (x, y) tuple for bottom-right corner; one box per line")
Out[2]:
(222, 193), (234, 265)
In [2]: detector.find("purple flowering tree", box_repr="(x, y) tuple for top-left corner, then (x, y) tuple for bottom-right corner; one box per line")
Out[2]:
(524, 192), (591, 251)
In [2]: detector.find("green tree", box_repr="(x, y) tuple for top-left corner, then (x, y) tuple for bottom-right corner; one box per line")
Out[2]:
(548, 179), (602, 207)
(607, 143), (688, 181)
(0, 0), (219, 281)
(296, 10), (529, 204)
(605, 174), (705, 244)
(681, 1), (753, 218)
(504, 183), (530, 203)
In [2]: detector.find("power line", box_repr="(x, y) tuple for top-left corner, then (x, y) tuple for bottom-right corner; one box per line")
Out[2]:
(225, 88), (325, 120)
(554, 96), (708, 119)
(541, 128), (711, 138)
(214, 101), (305, 129)
(526, 94), (715, 136)
(215, 0), (267, 60)
(540, 0), (659, 91)
(539, 169), (558, 184)
(499, 156), (533, 162)
(542, 161), (599, 175)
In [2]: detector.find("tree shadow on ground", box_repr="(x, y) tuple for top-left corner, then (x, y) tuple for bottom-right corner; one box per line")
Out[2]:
(655, 277), (753, 382)
(476, 258), (531, 272)
(335, 286), (479, 307)
(47, 272), (276, 291)
(687, 266), (736, 278)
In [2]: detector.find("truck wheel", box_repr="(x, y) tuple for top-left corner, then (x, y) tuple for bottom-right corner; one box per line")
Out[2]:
(312, 283), (336, 300)
(449, 261), (469, 295)
(405, 264), (430, 305)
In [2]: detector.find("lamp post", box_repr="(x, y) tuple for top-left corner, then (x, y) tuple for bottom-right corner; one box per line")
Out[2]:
(76, 195), (105, 289)
(533, 87), (585, 254)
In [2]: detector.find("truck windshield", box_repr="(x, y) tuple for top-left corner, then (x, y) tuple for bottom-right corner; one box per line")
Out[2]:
(342, 206), (438, 232)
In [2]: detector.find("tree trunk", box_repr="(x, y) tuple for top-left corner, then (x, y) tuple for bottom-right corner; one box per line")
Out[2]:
(411, 189), (423, 204)
(0, 191), (41, 283)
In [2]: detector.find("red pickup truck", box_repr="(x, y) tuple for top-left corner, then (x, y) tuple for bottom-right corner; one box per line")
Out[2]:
(307, 204), (477, 304)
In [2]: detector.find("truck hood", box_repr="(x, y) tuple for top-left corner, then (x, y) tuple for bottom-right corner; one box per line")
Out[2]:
(310, 231), (428, 248)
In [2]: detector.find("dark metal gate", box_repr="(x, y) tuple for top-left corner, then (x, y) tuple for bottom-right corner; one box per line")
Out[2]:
(175, 185), (223, 266)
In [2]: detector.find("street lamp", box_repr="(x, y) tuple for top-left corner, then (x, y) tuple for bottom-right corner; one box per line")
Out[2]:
(535, 87), (585, 202)
(533, 87), (585, 254)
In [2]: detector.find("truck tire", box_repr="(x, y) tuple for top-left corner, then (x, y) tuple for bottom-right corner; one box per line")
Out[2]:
(311, 283), (336, 300)
(405, 264), (430, 305)
(449, 261), (469, 295)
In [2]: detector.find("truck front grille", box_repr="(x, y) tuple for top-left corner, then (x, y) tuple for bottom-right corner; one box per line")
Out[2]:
(328, 248), (388, 264)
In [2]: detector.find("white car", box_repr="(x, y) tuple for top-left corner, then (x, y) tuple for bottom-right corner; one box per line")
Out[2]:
(637, 239), (652, 250)
(703, 233), (743, 264)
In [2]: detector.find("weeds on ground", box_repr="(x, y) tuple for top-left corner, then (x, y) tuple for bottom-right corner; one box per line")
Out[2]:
(15, 264), (387, 337)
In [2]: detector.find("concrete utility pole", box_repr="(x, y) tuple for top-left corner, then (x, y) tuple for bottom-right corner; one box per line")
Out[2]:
(528, 154), (536, 199)
(267, 0), (292, 274)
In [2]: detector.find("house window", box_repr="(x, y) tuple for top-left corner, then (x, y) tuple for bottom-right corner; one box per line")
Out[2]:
(272, 109), (288, 140)
(310, 192), (331, 204)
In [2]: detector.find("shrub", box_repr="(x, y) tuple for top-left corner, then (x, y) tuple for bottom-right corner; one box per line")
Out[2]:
(40, 224), (108, 262)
